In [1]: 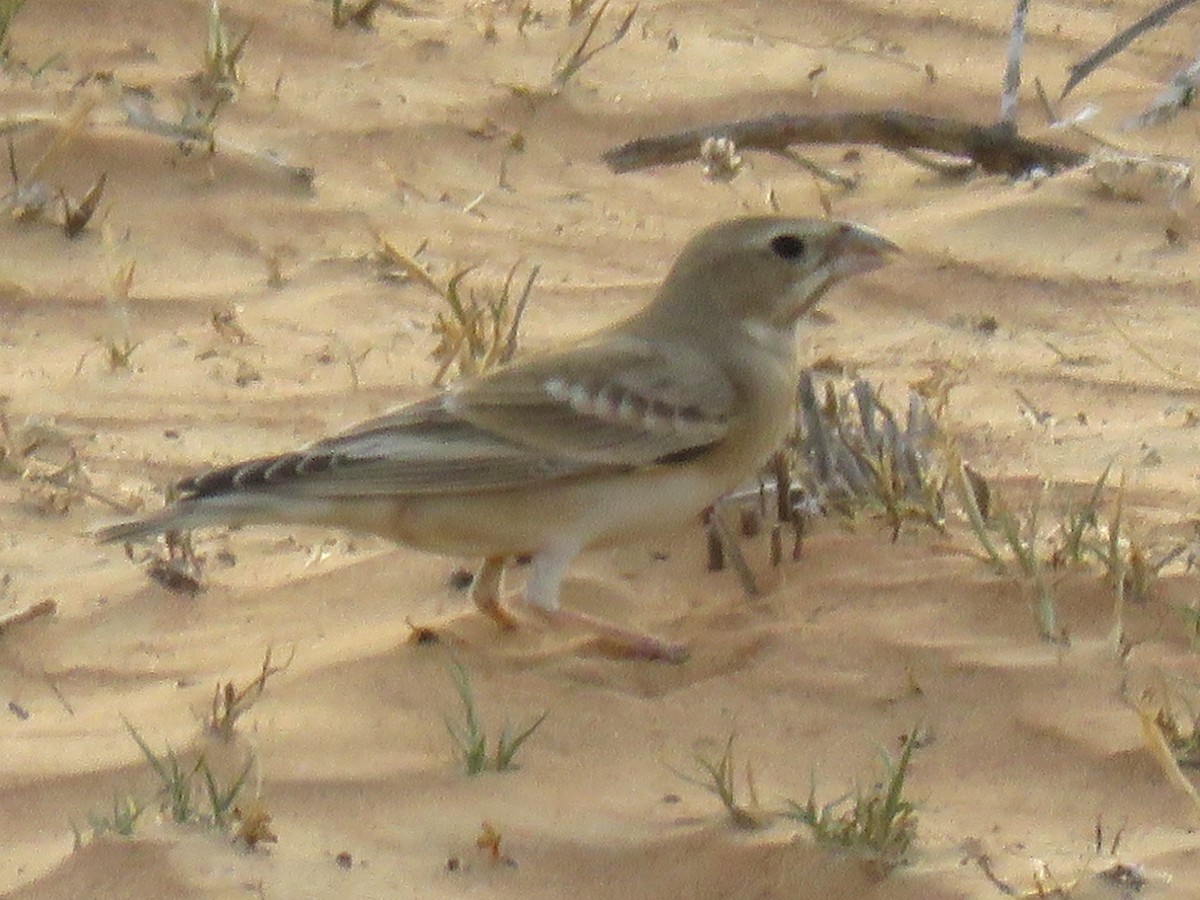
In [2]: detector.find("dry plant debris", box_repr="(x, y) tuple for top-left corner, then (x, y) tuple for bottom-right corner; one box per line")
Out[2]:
(1, 401), (129, 516)
(233, 799), (278, 848)
(0, 597), (56, 635)
(4, 96), (106, 236)
(712, 371), (1185, 648)
(125, 530), (206, 596)
(1061, 0), (1198, 99)
(475, 820), (518, 867)
(207, 646), (294, 743)
(374, 232), (539, 384)
(331, 0), (385, 30)
(1129, 47), (1200, 129)
(1086, 150), (1193, 209)
(549, 0), (637, 94)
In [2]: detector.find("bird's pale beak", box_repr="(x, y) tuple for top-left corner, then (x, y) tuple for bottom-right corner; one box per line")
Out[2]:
(827, 222), (901, 278)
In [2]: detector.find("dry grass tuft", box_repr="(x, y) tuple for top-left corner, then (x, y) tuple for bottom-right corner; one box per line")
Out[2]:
(549, 0), (637, 93)
(375, 231), (539, 384)
(0, 400), (130, 516)
(711, 368), (1185, 647)
(207, 646), (294, 742)
(201, 0), (250, 90)
(5, 95), (105, 234)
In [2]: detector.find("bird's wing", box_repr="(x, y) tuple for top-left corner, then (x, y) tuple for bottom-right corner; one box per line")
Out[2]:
(445, 333), (737, 465)
(177, 335), (737, 501)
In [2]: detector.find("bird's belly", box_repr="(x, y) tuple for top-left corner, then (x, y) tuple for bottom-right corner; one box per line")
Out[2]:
(314, 387), (791, 558)
(349, 465), (727, 558)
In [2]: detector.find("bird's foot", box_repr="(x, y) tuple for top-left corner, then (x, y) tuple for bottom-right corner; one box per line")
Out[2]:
(516, 601), (689, 663)
(474, 592), (520, 631)
(470, 556), (519, 631)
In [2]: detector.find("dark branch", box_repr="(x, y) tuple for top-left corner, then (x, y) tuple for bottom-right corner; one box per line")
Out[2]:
(602, 110), (1086, 178)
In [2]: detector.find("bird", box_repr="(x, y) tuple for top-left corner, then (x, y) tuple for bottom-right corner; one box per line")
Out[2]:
(96, 216), (899, 662)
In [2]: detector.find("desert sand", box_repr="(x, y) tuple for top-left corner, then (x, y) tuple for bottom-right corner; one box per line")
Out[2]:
(5, 0), (1200, 897)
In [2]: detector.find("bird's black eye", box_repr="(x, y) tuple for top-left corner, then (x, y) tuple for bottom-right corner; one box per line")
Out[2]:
(770, 234), (807, 260)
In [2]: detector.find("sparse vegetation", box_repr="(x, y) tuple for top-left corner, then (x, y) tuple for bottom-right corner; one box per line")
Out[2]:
(956, 457), (1183, 647)
(444, 657), (547, 776)
(672, 733), (764, 829)
(201, 0), (250, 90)
(673, 728), (922, 873)
(123, 718), (241, 825)
(70, 652), (280, 848)
(0, 0), (27, 64)
(713, 369), (1186, 648)
(784, 730), (921, 873)
(713, 374), (949, 595)
(955, 463), (1062, 643)
(98, 225), (140, 371)
(791, 372), (948, 537)
(71, 794), (143, 846)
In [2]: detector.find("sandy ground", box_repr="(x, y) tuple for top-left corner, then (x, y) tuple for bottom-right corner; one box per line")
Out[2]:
(6, 0), (1200, 897)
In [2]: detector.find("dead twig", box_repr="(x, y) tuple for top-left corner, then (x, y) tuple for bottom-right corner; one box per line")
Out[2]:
(770, 147), (858, 188)
(1061, 0), (1199, 99)
(1100, 307), (1200, 389)
(0, 598), (56, 635)
(890, 148), (976, 177)
(707, 506), (762, 597)
(603, 110), (1086, 178)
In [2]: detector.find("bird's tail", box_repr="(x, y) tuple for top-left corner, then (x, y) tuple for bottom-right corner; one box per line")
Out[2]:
(92, 503), (223, 544)
(93, 494), (348, 544)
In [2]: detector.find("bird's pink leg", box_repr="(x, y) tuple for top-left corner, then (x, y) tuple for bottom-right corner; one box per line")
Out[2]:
(517, 546), (689, 663)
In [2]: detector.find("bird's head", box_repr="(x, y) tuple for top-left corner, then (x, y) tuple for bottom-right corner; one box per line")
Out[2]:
(650, 216), (900, 334)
